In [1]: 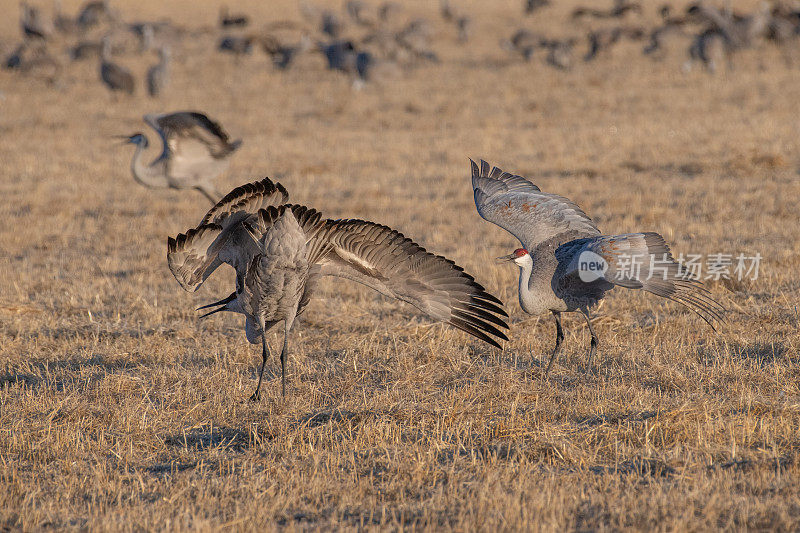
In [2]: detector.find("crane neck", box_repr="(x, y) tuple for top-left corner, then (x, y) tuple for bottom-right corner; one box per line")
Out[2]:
(130, 138), (169, 189)
(517, 258), (536, 314)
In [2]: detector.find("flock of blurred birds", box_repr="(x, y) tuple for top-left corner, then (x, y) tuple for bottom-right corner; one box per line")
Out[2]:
(4, 0), (800, 96)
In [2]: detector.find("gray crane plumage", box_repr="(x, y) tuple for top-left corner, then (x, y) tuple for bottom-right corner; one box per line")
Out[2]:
(77, 0), (113, 29)
(471, 159), (724, 376)
(121, 111), (242, 203)
(167, 177), (509, 399)
(99, 38), (134, 94)
(21, 3), (54, 40)
(504, 29), (542, 61)
(146, 47), (170, 97)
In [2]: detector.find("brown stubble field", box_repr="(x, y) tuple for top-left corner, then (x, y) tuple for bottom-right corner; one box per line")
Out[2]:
(1, 0), (800, 529)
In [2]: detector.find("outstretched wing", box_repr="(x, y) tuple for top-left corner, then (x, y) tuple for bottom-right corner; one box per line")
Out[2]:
(557, 232), (725, 328)
(145, 112), (242, 183)
(166, 177), (290, 292)
(309, 218), (509, 348)
(201, 178), (289, 226)
(145, 111), (241, 158)
(471, 159), (599, 250)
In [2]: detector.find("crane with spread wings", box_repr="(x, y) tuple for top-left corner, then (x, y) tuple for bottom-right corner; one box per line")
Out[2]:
(167, 177), (509, 398)
(470, 159), (724, 376)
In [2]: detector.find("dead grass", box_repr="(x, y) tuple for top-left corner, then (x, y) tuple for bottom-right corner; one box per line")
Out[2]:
(1, 0), (800, 530)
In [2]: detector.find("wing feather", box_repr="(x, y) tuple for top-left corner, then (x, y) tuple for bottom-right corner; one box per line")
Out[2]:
(166, 177), (509, 348)
(166, 177), (291, 292)
(471, 159), (600, 250)
(558, 233), (725, 328)
(201, 177), (289, 226)
(145, 111), (241, 159)
(309, 219), (509, 348)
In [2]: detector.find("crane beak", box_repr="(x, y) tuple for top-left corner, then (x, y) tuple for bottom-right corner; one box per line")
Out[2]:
(196, 292), (236, 319)
(113, 134), (135, 144)
(496, 253), (517, 263)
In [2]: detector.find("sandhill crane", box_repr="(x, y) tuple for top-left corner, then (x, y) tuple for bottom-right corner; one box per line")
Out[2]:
(584, 27), (643, 61)
(218, 35), (255, 56)
(470, 160), (724, 376)
(3, 40), (61, 81)
(219, 6), (249, 28)
(53, 0), (78, 34)
(146, 47), (170, 97)
(70, 40), (101, 61)
(378, 2), (402, 22)
(396, 19), (439, 62)
(685, 28), (728, 73)
(120, 112), (241, 203)
(319, 40), (373, 80)
(455, 17), (471, 43)
(439, 0), (471, 43)
(572, 0), (641, 20)
(77, 0), (113, 29)
(345, 0), (376, 27)
(525, 0), (550, 14)
(643, 10), (688, 58)
(259, 34), (311, 70)
(685, 2), (772, 52)
(99, 38), (134, 95)
(132, 21), (180, 53)
(503, 29), (541, 61)
(320, 11), (344, 38)
(167, 178), (509, 399)
(20, 3), (54, 40)
(544, 38), (575, 69)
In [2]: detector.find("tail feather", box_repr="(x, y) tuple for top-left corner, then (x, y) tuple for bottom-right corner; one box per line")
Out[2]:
(587, 232), (725, 329)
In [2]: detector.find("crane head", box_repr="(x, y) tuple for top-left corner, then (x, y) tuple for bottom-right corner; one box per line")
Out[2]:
(497, 248), (530, 265)
(115, 133), (148, 147)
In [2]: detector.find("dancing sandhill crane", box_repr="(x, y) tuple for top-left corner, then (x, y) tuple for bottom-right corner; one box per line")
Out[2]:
(99, 38), (134, 95)
(470, 160), (724, 376)
(167, 178), (509, 399)
(120, 112), (241, 203)
(146, 47), (170, 97)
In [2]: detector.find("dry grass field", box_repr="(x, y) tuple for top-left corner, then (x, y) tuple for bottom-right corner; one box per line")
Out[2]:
(2, 0), (800, 530)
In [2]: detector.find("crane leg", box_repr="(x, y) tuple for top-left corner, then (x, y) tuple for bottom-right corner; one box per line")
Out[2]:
(581, 308), (599, 374)
(279, 320), (291, 399)
(544, 311), (564, 378)
(250, 333), (271, 402)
